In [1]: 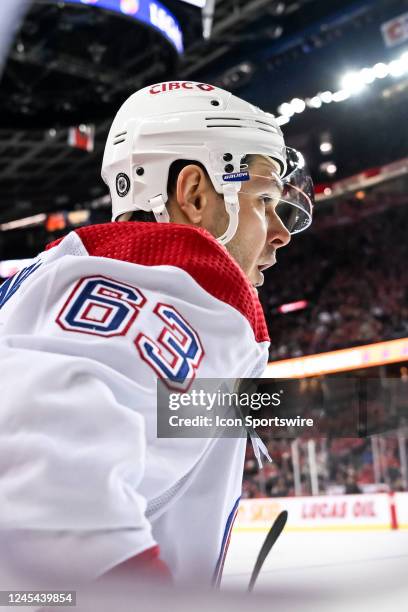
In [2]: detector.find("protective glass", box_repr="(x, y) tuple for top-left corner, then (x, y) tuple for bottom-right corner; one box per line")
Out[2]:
(219, 147), (314, 234)
(280, 147), (314, 234)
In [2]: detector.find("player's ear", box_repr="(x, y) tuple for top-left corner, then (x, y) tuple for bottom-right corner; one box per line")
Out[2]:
(175, 164), (211, 224)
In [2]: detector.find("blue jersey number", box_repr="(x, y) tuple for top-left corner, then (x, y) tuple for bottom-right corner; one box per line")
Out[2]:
(57, 276), (203, 388)
(57, 276), (146, 337)
(136, 303), (204, 385)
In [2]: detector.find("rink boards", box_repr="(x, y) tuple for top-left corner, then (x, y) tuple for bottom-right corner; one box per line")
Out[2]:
(234, 492), (408, 532)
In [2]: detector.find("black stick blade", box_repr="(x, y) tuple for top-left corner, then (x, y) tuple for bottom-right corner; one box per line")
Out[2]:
(248, 510), (288, 592)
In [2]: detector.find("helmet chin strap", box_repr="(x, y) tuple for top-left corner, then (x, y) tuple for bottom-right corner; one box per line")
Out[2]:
(217, 184), (241, 246)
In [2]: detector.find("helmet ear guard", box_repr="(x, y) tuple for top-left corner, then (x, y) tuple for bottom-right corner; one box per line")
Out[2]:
(102, 82), (314, 243)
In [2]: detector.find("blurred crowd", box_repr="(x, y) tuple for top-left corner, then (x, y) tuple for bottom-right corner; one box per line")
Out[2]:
(243, 371), (408, 498)
(263, 206), (408, 360)
(242, 435), (407, 499)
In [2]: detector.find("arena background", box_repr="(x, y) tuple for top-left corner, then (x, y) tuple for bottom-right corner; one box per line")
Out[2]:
(0, 1), (407, 610)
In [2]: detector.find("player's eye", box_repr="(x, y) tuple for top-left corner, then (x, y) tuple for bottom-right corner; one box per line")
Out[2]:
(260, 195), (279, 207)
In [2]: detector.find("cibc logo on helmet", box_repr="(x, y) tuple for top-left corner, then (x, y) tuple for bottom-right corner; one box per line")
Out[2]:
(149, 82), (215, 95)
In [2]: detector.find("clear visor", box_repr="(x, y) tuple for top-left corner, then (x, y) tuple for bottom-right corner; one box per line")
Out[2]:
(217, 147), (314, 235)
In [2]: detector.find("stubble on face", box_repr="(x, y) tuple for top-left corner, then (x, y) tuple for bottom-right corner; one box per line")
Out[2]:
(222, 156), (282, 285)
(208, 198), (252, 280)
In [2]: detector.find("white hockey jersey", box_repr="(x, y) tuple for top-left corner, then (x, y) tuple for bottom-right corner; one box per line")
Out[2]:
(0, 222), (270, 588)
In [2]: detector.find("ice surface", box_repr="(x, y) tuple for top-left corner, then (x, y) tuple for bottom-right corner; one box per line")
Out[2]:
(222, 529), (408, 611)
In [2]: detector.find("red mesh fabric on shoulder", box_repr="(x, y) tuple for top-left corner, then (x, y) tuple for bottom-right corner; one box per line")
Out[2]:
(73, 222), (269, 343)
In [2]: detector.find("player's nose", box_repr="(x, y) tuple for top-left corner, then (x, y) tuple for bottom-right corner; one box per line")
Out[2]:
(267, 212), (291, 249)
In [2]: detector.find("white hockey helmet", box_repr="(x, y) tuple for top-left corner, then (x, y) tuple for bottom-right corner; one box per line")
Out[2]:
(101, 81), (313, 245)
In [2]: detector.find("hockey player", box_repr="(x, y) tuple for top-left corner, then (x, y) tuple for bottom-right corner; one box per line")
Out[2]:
(0, 82), (313, 589)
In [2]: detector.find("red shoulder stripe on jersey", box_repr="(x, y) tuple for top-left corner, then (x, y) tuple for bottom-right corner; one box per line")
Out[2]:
(48, 222), (269, 343)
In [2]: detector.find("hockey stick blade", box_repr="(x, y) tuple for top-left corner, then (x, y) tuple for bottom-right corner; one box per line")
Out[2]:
(247, 510), (288, 592)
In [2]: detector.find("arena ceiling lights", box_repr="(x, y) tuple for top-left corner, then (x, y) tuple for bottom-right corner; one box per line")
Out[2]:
(63, 0), (183, 53)
(276, 51), (408, 126)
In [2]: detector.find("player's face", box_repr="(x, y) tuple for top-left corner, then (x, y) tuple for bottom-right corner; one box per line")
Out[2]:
(222, 156), (291, 287)
(167, 155), (291, 287)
